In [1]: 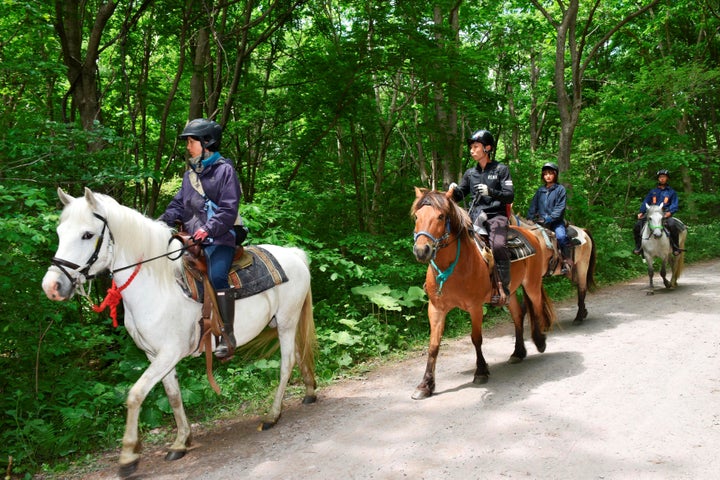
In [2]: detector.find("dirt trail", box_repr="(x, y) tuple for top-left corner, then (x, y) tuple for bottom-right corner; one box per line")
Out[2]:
(72, 260), (720, 480)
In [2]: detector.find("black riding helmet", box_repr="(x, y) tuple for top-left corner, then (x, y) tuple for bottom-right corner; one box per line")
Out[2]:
(542, 162), (559, 179)
(466, 129), (495, 149)
(656, 169), (670, 178)
(179, 118), (222, 152)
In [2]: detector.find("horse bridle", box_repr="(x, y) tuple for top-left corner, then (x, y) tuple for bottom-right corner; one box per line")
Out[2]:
(644, 210), (666, 238)
(50, 212), (195, 290)
(413, 206), (452, 260)
(50, 212), (114, 288)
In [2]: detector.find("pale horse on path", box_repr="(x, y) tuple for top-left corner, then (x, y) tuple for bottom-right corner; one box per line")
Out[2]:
(640, 203), (687, 294)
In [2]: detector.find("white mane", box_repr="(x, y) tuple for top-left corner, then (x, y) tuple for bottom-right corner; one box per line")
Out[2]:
(64, 192), (180, 288)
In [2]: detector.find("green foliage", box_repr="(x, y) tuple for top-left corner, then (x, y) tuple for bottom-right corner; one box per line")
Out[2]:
(2, 0), (720, 477)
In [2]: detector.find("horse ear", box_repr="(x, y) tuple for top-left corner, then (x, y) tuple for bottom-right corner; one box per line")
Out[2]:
(414, 186), (428, 199)
(57, 187), (74, 206)
(84, 187), (98, 208)
(645, 203), (652, 211)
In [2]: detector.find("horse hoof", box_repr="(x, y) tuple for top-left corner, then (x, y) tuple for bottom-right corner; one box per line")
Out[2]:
(508, 355), (524, 364)
(302, 394), (317, 404)
(165, 449), (187, 461)
(118, 459), (140, 478)
(411, 388), (432, 400)
(259, 420), (277, 431)
(473, 374), (489, 385)
(646, 291), (655, 296)
(572, 318), (583, 326)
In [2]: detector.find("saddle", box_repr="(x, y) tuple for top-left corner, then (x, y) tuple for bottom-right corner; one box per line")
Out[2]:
(471, 226), (537, 306)
(172, 233), (288, 303)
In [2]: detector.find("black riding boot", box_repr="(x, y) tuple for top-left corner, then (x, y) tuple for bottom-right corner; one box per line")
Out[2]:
(632, 219), (644, 255)
(668, 228), (682, 256)
(215, 288), (236, 360)
(560, 245), (573, 275)
(492, 259), (511, 306)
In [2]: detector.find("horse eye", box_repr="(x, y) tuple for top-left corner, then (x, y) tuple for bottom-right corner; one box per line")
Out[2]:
(82, 232), (94, 240)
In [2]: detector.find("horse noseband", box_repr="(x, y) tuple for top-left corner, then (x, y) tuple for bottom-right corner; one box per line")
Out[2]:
(50, 213), (113, 286)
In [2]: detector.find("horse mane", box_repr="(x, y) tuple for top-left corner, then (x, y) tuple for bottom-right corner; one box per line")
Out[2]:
(73, 193), (179, 287)
(411, 188), (473, 238)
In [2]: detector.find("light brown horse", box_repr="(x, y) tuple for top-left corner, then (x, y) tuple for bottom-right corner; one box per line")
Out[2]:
(411, 188), (555, 399)
(509, 213), (597, 324)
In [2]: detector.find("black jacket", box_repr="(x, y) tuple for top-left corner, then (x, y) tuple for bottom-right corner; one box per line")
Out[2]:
(452, 160), (514, 221)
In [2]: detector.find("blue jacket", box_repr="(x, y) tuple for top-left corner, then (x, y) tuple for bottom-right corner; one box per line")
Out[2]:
(159, 155), (242, 248)
(452, 160), (514, 221)
(527, 183), (567, 226)
(639, 185), (678, 214)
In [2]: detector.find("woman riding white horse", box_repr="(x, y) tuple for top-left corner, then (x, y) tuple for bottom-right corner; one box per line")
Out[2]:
(42, 187), (317, 477)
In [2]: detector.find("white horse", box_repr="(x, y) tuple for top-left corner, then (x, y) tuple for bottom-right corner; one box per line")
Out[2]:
(641, 204), (687, 293)
(41, 187), (317, 477)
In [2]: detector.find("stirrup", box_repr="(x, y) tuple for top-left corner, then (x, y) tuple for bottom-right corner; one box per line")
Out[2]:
(490, 285), (508, 306)
(215, 334), (236, 361)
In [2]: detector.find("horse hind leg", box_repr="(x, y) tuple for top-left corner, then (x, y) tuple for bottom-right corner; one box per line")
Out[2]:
(573, 286), (588, 325)
(261, 332), (297, 430)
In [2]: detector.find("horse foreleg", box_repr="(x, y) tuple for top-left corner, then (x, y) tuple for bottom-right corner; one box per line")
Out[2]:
(162, 370), (192, 461)
(412, 304), (445, 400)
(469, 307), (489, 384)
(118, 357), (181, 478)
(508, 293), (527, 364)
(645, 259), (656, 293)
(660, 260), (672, 289)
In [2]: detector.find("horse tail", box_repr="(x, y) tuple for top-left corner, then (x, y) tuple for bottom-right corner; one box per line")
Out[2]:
(295, 287), (318, 385)
(585, 229), (598, 292)
(672, 229), (687, 280)
(524, 285), (556, 334)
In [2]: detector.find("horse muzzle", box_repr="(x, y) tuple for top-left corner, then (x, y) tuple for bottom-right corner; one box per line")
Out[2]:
(41, 268), (76, 301)
(413, 243), (435, 264)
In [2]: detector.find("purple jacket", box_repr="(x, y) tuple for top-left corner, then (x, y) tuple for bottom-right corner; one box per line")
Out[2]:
(159, 157), (242, 248)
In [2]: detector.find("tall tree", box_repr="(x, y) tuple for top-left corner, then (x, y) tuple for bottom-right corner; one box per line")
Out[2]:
(529, 0), (660, 172)
(53, 0), (152, 132)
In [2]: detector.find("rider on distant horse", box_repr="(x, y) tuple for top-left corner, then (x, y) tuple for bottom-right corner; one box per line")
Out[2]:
(527, 162), (573, 275)
(159, 119), (244, 359)
(449, 129), (514, 306)
(632, 169), (683, 257)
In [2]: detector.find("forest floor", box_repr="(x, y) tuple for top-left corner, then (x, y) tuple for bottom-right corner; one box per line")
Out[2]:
(57, 259), (720, 479)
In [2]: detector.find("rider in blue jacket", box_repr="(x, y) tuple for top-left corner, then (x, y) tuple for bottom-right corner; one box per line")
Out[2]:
(159, 118), (243, 359)
(527, 162), (572, 274)
(632, 169), (682, 256)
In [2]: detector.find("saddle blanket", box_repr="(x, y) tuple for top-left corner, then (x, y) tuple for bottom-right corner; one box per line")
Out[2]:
(507, 228), (536, 262)
(182, 246), (288, 302)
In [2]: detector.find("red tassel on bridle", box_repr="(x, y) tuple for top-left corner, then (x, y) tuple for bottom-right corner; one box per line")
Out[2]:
(92, 264), (142, 327)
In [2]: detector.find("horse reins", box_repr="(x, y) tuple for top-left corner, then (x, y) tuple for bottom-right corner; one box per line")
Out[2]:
(50, 212), (191, 288)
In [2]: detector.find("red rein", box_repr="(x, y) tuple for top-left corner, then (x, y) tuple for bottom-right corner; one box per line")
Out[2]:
(92, 264), (141, 327)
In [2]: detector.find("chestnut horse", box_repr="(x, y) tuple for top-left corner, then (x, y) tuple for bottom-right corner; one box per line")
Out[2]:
(411, 188), (555, 399)
(510, 213), (597, 324)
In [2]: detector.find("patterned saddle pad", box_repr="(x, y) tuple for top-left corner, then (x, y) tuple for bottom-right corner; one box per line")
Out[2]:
(507, 227), (536, 262)
(181, 245), (288, 302)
